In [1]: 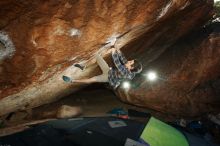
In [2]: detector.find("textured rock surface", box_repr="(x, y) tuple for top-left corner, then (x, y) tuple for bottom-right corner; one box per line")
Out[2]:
(117, 29), (220, 117)
(0, 0), (219, 117)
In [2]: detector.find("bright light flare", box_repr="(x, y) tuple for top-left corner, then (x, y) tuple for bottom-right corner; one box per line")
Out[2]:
(122, 81), (130, 89)
(146, 71), (157, 81)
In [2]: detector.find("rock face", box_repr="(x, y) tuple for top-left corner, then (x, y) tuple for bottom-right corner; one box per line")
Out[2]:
(117, 30), (220, 117)
(0, 0), (219, 117)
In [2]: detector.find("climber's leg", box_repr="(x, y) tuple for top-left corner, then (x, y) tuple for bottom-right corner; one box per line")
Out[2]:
(74, 52), (110, 71)
(94, 52), (110, 74)
(74, 74), (108, 83)
(70, 53), (110, 83)
(73, 53), (110, 83)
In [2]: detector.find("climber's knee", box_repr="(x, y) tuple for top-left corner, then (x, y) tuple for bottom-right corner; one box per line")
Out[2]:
(92, 74), (108, 83)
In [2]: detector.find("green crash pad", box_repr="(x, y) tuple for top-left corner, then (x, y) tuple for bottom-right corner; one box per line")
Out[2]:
(140, 117), (189, 146)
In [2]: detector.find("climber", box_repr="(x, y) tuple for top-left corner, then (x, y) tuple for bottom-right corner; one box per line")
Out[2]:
(63, 46), (142, 90)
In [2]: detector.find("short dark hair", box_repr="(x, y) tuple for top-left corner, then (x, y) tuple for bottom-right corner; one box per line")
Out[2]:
(130, 59), (142, 74)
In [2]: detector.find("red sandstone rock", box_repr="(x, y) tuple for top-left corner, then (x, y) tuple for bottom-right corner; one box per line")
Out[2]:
(0, 0), (218, 117)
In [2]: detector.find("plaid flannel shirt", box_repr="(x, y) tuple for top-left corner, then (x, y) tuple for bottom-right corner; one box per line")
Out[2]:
(108, 50), (135, 89)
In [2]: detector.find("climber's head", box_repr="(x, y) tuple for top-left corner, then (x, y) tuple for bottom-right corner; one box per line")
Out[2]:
(126, 59), (142, 74)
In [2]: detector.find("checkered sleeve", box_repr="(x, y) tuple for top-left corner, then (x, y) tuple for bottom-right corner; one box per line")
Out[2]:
(117, 51), (128, 64)
(112, 51), (126, 74)
(112, 50), (134, 78)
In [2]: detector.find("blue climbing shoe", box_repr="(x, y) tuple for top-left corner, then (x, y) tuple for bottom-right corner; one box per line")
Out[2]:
(62, 75), (72, 83)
